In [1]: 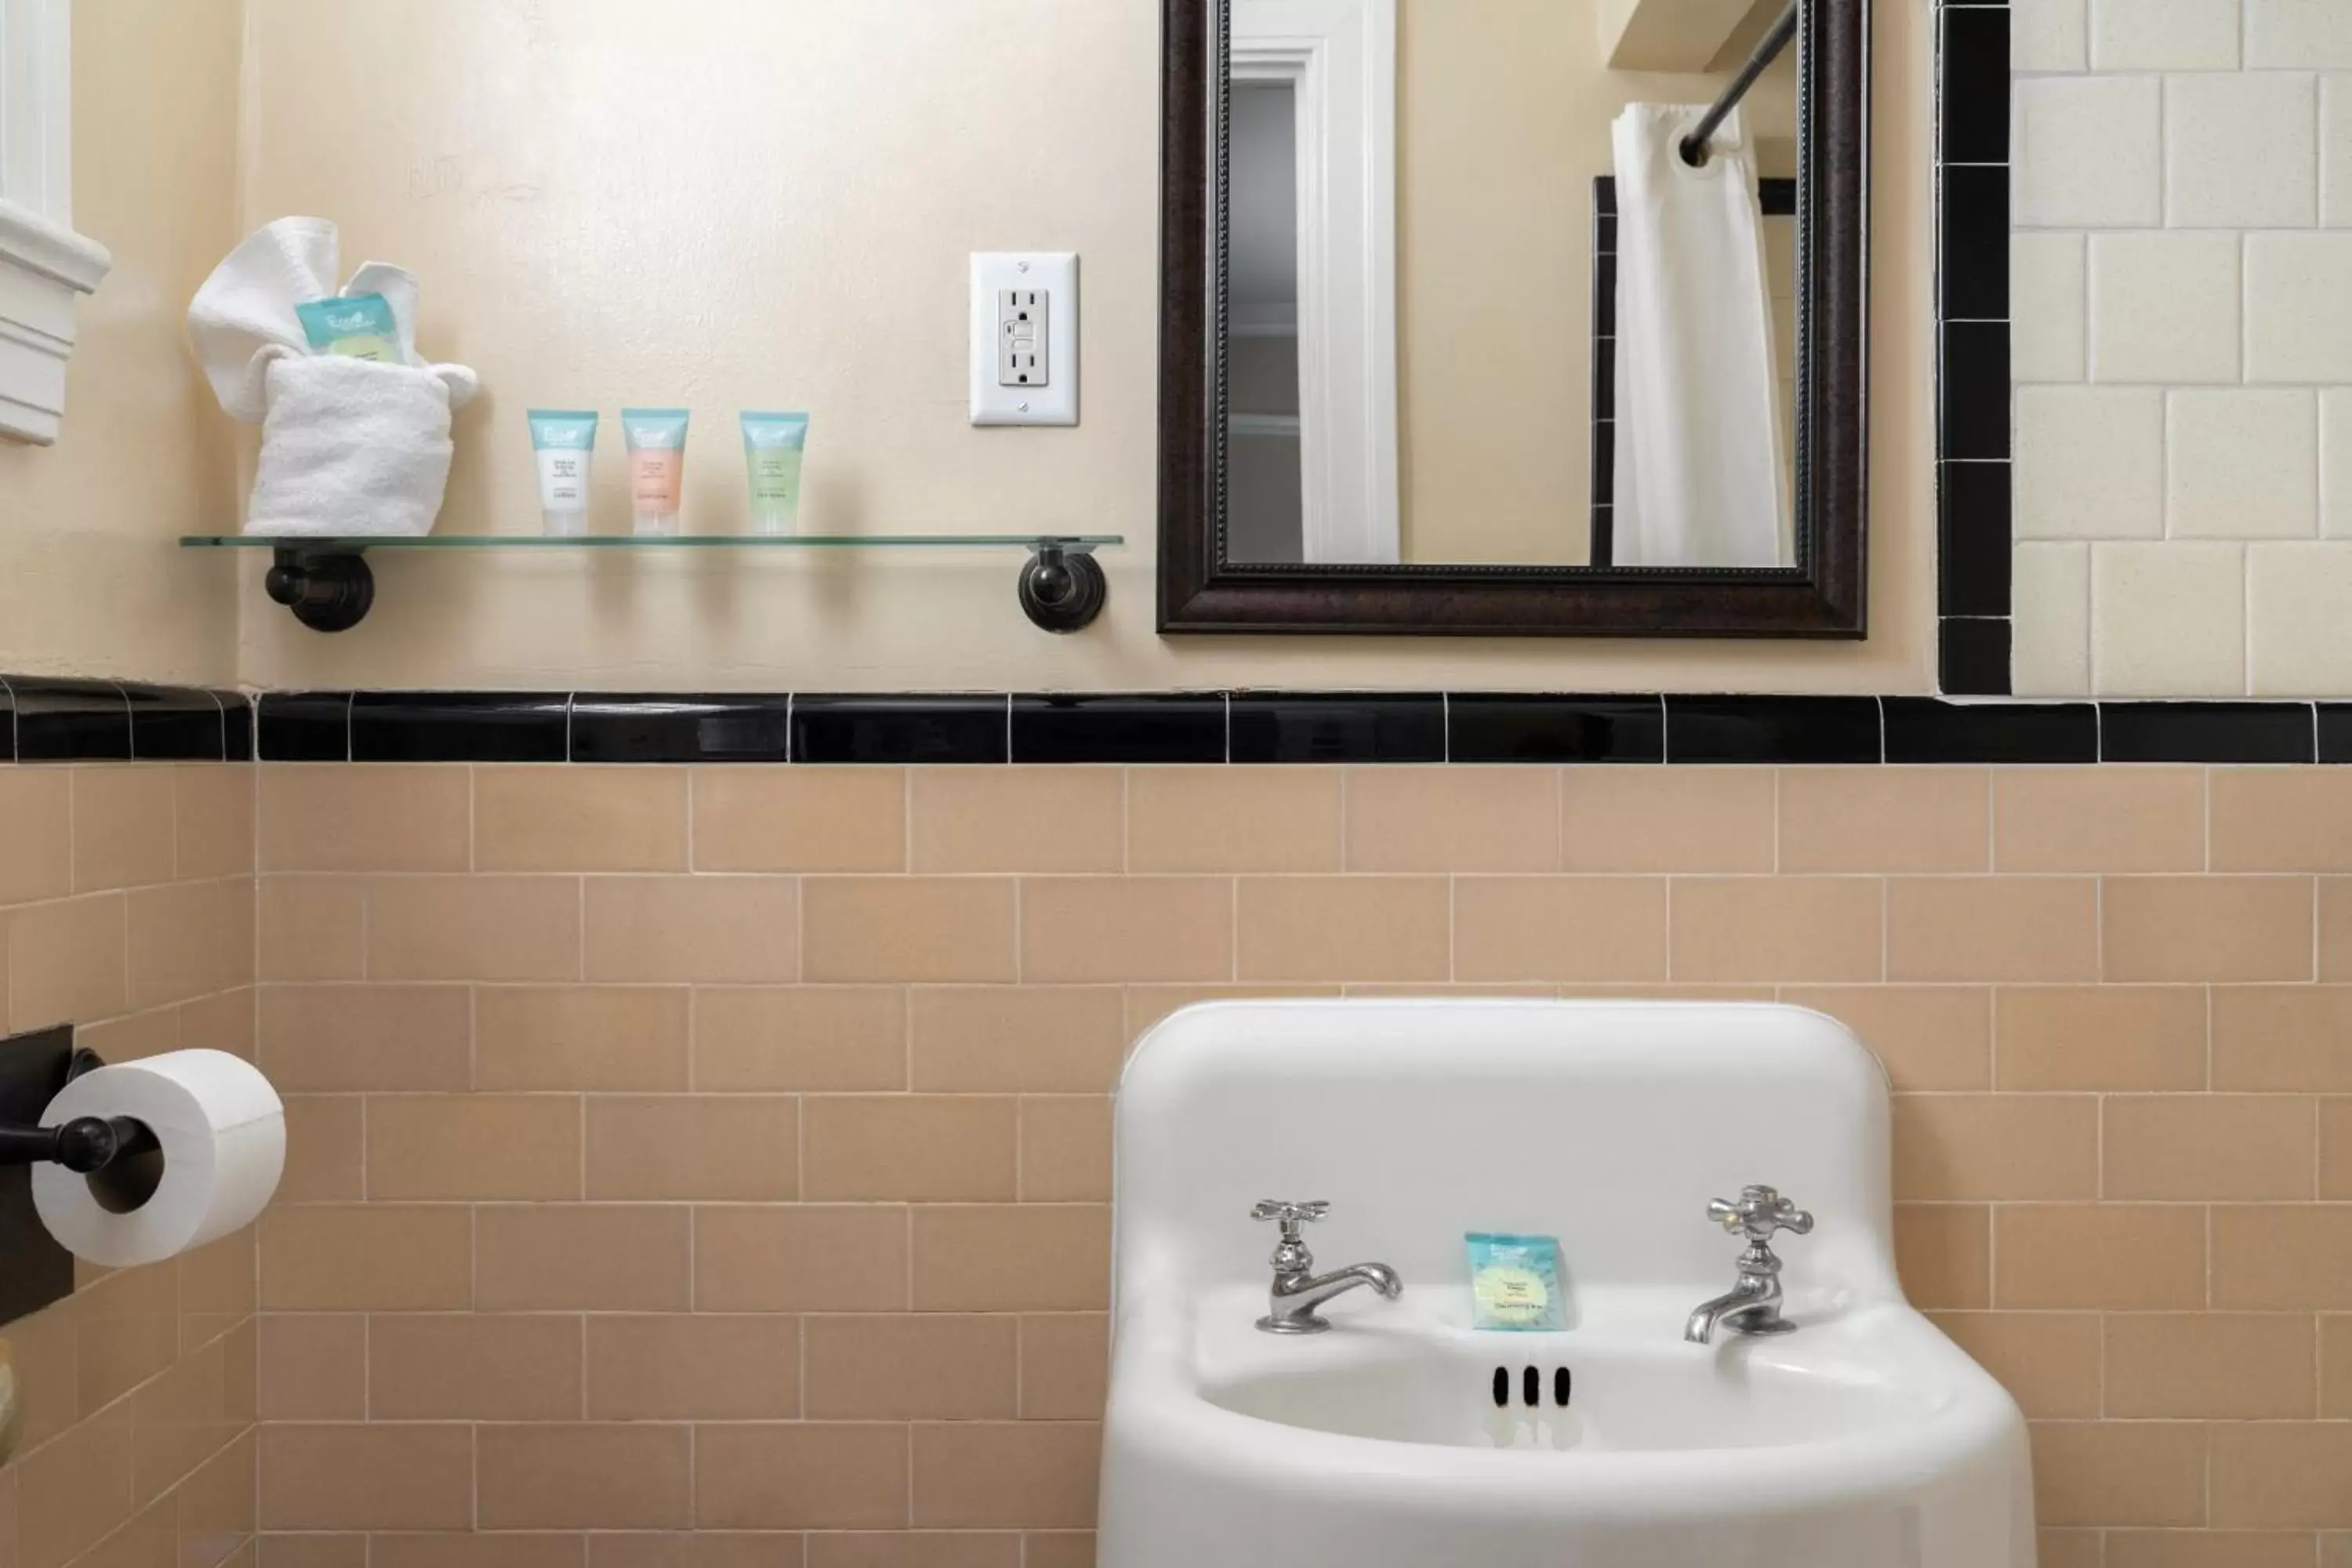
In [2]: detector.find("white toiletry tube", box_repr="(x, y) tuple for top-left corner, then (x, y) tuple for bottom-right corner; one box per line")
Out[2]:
(528, 409), (599, 536)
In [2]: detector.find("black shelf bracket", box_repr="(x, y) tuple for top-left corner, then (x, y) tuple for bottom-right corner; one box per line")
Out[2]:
(267, 547), (375, 633)
(1020, 541), (1109, 632)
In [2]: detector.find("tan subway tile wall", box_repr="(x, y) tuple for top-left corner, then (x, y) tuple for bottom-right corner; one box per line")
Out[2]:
(240, 761), (2352, 1563)
(0, 764), (257, 1568)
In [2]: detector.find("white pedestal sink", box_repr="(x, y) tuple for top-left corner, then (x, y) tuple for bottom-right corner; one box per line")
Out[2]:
(1098, 1000), (2034, 1568)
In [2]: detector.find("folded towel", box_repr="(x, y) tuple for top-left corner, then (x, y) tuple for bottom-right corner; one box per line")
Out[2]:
(187, 217), (339, 423)
(245, 357), (470, 538)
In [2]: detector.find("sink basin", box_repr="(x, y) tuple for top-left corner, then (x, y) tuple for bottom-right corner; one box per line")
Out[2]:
(1097, 1000), (2033, 1568)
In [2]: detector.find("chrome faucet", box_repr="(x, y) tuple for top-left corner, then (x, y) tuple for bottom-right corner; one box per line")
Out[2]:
(1685, 1185), (1813, 1344)
(1250, 1200), (1403, 1334)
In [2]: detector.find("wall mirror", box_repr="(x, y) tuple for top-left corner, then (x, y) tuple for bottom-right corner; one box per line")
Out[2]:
(1159, 0), (1867, 636)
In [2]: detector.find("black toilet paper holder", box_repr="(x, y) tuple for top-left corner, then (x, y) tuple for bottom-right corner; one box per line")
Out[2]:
(0, 1048), (157, 1176)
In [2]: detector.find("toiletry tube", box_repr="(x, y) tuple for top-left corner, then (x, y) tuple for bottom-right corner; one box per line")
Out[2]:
(622, 408), (691, 536)
(528, 409), (599, 537)
(740, 412), (811, 535)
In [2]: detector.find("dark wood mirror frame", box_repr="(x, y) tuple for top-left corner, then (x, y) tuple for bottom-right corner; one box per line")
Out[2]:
(1157, 0), (1869, 637)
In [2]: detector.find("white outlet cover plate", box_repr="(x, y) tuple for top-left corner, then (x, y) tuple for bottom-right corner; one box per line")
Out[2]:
(971, 252), (1077, 426)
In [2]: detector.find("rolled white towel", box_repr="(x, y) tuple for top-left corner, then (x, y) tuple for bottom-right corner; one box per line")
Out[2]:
(245, 356), (474, 539)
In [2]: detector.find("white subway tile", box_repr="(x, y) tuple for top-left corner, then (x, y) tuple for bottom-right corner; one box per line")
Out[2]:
(2013, 543), (2094, 695)
(2092, 0), (2241, 69)
(2089, 231), (2242, 383)
(2016, 386), (2166, 539)
(2248, 0), (2352, 67)
(2014, 76), (2165, 227)
(2322, 390), (2352, 535)
(2167, 389), (2320, 538)
(2166, 73), (2318, 228)
(2014, 0), (2089, 71)
(2091, 541), (2249, 695)
(2012, 234), (2088, 382)
(2245, 232), (2352, 383)
(2322, 76), (2352, 226)
(2248, 543), (2352, 691)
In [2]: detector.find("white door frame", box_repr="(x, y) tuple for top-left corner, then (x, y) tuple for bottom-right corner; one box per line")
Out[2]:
(1232, 0), (1398, 565)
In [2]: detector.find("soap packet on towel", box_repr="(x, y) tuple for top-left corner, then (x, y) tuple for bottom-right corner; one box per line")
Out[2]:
(1466, 1232), (1568, 1331)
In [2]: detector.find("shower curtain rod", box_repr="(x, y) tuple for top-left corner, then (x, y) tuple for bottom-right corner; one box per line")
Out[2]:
(1678, 0), (1801, 168)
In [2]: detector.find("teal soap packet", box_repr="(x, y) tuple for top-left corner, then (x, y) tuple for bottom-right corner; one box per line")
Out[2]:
(296, 293), (400, 361)
(1466, 1232), (1567, 1331)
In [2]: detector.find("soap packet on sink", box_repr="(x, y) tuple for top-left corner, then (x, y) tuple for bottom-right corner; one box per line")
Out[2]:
(1466, 1232), (1568, 1330)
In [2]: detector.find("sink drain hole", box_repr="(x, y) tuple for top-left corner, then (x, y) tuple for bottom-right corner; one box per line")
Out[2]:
(1522, 1366), (1539, 1406)
(1555, 1367), (1572, 1406)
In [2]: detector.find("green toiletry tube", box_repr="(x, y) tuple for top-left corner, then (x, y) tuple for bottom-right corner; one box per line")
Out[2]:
(740, 412), (810, 535)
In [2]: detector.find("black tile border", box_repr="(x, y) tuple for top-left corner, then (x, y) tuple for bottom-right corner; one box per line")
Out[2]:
(351, 692), (568, 763)
(0, 679), (249, 762)
(569, 695), (791, 764)
(1449, 695), (1664, 764)
(791, 696), (1009, 765)
(0, 684), (2342, 768)
(1229, 694), (1446, 764)
(1665, 696), (1883, 764)
(1011, 695), (1229, 764)
(2100, 702), (2316, 765)
(1934, 0), (2013, 694)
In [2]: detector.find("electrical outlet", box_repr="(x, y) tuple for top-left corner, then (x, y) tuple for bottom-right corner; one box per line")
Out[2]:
(1000, 289), (1048, 387)
(971, 252), (1076, 426)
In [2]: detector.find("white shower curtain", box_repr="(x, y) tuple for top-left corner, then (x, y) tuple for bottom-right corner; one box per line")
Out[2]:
(1610, 103), (1791, 568)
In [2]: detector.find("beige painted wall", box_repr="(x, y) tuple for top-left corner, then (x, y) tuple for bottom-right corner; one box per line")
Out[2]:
(231, 0), (1931, 694)
(0, 0), (245, 686)
(1396, 0), (1796, 565)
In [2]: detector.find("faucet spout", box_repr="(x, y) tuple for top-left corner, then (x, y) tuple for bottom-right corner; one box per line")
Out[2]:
(1258, 1261), (1403, 1334)
(1684, 1279), (1776, 1345)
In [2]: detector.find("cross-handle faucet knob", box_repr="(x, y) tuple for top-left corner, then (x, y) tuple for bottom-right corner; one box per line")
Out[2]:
(1708, 1185), (1813, 1242)
(1251, 1200), (1328, 1272)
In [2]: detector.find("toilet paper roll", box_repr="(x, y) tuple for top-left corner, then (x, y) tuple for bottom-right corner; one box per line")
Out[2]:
(31, 1050), (284, 1269)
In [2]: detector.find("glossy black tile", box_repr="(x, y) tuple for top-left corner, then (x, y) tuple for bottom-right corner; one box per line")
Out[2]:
(1882, 698), (2096, 764)
(350, 692), (568, 762)
(1448, 695), (1664, 763)
(1229, 694), (1446, 764)
(1939, 617), (2012, 696)
(122, 684), (225, 761)
(256, 692), (351, 761)
(1937, 463), (2012, 618)
(1937, 5), (2009, 166)
(1759, 178), (1798, 219)
(222, 693), (255, 763)
(2100, 702), (2314, 764)
(1665, 696), (1881, 764)
(11, 678), (129, 761)
(568, 695), (791, 764)
(2318, 705), (2352, 763)
(0, 683), (19, 764)
(1939, 164), (2009, 321)
(791, 696), (1008, 764)
(1939, 321), (2011, 462)
(1011, 695), (1228, 764)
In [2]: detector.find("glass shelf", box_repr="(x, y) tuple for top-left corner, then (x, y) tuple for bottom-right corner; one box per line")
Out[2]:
(188, 533), (1121, 633)
(181, 532), (1120, 551)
